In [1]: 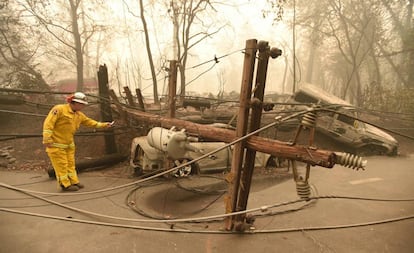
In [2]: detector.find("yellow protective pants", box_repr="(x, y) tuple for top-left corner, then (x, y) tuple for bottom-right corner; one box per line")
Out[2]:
(46, 147), (79, 188)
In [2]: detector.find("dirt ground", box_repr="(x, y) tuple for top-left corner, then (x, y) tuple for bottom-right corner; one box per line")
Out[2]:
(0, 102), (413, 175)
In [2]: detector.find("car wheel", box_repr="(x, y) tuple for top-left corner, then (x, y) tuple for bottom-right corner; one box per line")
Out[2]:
(172, 158), (200, 177)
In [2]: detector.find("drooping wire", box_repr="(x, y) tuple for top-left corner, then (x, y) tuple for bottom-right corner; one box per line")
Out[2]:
(185, 49), (244, 70)
(2, 180), (414, 234)
(125, 178), (226, 220)
(184, 62), (217, 88)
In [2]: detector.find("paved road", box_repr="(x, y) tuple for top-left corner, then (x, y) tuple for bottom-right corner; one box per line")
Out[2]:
(1, 155), (414, 253)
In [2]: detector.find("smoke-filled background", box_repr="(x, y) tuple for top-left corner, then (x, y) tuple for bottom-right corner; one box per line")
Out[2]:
(1, 0), (413, 113)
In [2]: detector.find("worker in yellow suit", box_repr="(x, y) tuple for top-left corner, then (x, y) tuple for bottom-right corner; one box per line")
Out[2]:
(43, 92), (113, 191)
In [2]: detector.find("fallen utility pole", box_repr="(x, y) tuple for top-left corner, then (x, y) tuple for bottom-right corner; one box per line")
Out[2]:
(122, 106), (336, 168)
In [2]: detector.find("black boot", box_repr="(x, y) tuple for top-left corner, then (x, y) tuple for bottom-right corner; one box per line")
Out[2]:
(61, 185), (79, 191)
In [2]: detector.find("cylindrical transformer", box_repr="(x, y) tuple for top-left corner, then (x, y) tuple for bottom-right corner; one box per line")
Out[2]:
(146, 127), (198, 160)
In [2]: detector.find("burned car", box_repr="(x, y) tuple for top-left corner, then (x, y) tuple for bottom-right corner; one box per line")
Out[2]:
(285, 83), (398, 156)
(130, 125), (273, 176)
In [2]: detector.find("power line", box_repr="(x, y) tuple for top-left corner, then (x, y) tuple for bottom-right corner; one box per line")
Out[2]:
(186, 49), (244, 70)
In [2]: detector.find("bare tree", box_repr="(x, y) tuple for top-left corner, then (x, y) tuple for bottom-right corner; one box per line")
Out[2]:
(138, 0), (159, 104)
(0, 1), (49, 90)
(168, 0), (225, 99)
(380, 0), (414, 88)
(266, 0), (413, 108)
(18, 0), (103, 91)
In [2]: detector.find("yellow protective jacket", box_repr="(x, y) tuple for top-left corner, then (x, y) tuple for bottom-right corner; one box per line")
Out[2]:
(43, 104), (107, 149)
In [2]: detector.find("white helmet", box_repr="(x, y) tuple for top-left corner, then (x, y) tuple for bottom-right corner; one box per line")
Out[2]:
(72, 92), (88, 105)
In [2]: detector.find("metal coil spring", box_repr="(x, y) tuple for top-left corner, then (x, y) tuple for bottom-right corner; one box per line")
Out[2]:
(301, 111), (317, 128)
(336, 152), (367, 170)
(296, 180), (311, 199)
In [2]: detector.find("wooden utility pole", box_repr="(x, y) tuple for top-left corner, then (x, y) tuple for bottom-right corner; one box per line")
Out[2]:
(135, 88), (146, 111)
(233, 41), (283, 230)
(97, 64), (117, 154)
(225, 39), (257, 230)
(164, 60), (179, 173)
(123, 86), (136, 107)
(168, 60), (178, 118)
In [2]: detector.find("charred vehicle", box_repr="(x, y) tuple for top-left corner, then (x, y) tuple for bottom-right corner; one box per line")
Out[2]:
(286, 83), (398, 156)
